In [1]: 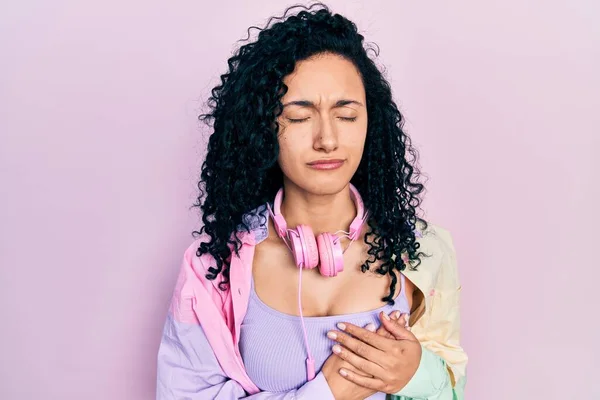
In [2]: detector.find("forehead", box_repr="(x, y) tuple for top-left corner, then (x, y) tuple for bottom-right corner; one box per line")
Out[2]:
(282, 53), (365, 102)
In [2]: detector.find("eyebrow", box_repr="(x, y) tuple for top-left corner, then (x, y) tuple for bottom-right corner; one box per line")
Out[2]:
(282, 99), (364, 109)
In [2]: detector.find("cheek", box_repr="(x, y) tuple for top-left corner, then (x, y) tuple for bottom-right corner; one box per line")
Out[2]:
(277, 125), (311, 158)
(345, 125), (368, 156)
(276, 133), (300, 171)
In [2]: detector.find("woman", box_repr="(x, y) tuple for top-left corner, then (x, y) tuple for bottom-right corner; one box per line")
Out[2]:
(156, 3), (467, 399)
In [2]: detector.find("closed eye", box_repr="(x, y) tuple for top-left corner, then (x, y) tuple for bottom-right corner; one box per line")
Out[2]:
(286, 116), (357, 123)
(287, 117), (310, 123)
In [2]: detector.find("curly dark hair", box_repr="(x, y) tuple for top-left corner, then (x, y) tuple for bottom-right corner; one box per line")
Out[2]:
(193, 2), (430, 305)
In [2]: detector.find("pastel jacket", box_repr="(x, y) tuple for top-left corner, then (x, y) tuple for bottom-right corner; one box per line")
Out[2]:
(156, 205), (468, 399)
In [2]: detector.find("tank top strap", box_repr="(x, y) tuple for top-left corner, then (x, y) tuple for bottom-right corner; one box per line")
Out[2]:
(249, 270), (259, 301)
(400, 272), (405, 292)
(399, 272), (407, 300)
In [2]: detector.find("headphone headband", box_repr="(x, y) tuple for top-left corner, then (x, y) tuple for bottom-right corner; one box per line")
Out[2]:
(268, 183), (366, 240)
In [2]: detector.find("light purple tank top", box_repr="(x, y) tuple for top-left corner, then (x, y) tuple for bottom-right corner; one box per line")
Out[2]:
(239, 273), (410, 398)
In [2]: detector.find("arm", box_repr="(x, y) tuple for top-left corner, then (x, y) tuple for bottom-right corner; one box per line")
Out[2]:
(156, 312), (335, 399)
(390, 346), (459, 400)
(392, 228), (468, 400)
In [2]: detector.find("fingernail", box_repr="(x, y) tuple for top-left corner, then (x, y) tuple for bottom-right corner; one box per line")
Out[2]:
(339, 369), (348, 377)
(327, 331), (337, 340)
(394, 310), (401, 320)
(332, 344), (342, 354)
(337, 322), (346, 331)
(365, 323), (376, 332)
(382, 312), (390, 321)
(403, 313), (410, 326)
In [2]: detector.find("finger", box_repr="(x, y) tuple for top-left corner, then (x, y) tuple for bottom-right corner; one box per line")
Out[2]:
(375, 324), (395, 339)
(375, 311), (402, 339)
(388, 310), (407, 326)
(353, 369), (372, 378)
(339, 368), (386, 392)
(327, 329), (386, 363)
(335, 322), (391, 351)
(337, 355), (371, 377)
(380, 313), (417, 341)
(397, 313), (409, 330)
(369, 318), (395, 339)
(398, 312), (411, 330)
(364, 323), (376, 332)
(380, 311), (405, 335)
(332, 343), (386, 377)
(372, 323), (397, 339)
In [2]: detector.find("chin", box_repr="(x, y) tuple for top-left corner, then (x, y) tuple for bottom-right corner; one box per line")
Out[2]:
(296, 174), (353, 196)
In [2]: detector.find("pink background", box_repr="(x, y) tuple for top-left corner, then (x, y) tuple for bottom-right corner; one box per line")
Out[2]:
(1, 1), (598, 399)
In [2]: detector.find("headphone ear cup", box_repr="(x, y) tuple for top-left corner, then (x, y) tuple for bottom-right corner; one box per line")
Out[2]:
(293, 225), (319, 269)
(317, 233), (344, 277)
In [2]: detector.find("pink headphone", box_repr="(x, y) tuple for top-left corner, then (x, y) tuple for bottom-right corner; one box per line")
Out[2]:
(267, 183), (368, 277)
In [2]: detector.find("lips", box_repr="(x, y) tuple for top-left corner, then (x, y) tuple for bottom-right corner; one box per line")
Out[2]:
(307, 159), (345, 170)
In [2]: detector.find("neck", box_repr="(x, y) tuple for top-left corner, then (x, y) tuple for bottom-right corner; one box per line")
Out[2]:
(278, 181), (358, 237)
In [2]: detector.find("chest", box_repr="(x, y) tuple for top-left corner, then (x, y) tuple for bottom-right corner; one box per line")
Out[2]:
(239, 286), (400, 397)
(251, 235), (414, 317)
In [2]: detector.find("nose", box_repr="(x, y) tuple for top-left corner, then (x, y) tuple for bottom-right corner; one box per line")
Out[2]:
(313, 115), (338, 153)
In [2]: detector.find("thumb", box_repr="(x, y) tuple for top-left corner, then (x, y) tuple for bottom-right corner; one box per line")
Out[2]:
(379, 312), (414, 340)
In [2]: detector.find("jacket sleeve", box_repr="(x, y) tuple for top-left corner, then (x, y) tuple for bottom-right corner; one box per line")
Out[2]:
(156, 312), (335, 400)
(392, 227), (468, 400)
